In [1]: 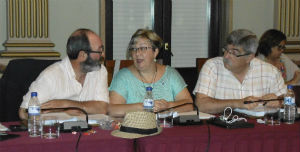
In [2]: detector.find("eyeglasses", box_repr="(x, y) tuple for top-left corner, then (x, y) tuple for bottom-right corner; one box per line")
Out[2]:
(130, 46), (152, 53)
(223, 47), (251, 57)
(277, 45), (286, 50)
(85, 50), (102, 55)
(85, 45), (104, 55)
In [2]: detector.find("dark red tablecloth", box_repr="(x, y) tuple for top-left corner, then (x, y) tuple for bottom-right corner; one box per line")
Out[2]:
(2, 120), (300, 152)
(136, 120), (300, 152)
(0, 122), (134, 152)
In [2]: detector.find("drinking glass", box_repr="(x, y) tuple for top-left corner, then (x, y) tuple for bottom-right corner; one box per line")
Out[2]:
(264, 106), (280, 126)
(41, 116), (60, 139)
(157, 111), (173, 128)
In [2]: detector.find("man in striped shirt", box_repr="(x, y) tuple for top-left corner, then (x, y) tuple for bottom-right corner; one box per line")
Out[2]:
(193, 29), (286, 114)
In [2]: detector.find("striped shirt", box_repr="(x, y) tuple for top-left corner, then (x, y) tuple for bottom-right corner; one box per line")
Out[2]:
(193, 57), (287, 99)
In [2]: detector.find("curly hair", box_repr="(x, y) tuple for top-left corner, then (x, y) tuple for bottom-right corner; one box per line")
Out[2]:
(126, 29), (163, 59)
(226, 29), (258, 54)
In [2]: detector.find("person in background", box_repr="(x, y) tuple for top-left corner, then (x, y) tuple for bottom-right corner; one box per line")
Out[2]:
(292, 60), (300, 66)
(19, 28), (109, 120)
(194, 29), (286, 114)
(108, 29), (193, 117)
(256, 29), (300, 85)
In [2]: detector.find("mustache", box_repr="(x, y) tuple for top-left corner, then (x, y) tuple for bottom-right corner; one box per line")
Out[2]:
(223, 57), (229, 64)
(223, 57), (232, 67)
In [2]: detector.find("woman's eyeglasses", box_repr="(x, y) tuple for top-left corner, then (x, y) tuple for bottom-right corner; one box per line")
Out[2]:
(277, 45), (286, 50)
(130, 46), (152, 53)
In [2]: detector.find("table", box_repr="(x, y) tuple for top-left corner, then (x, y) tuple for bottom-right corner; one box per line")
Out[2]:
(136, 120), (300, 152)
(0, 122), (134, 152)
(1, 120), (300, 152)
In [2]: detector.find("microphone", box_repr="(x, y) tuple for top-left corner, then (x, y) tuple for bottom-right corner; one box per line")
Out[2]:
(155, 102), (202, 125)
(243, 98), (283, 106)
(42, 107), (92, 132)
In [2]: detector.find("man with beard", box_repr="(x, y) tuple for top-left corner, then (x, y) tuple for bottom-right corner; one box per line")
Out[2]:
(193, 29), (286, 114)
(19, 28), (108, 120)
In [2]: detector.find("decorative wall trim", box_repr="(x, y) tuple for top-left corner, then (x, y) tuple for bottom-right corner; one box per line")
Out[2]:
(3, 0), (59, 57)
(4, 43), (55, 47)
(0, 51), (60, 57)
(275, 0), (300, 53)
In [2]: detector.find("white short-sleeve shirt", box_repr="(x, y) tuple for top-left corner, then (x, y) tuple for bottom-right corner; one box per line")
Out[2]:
(20, 57), (109, 108)
(193, 57), (287, 99)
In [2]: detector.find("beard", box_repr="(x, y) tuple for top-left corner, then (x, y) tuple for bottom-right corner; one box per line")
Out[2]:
(80, 55), (104, 73)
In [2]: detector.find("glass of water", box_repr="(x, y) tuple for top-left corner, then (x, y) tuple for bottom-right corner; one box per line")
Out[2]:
(264, 105), (280, 126)
(41, 116), (60, 139)
(157, 111), (173, 128)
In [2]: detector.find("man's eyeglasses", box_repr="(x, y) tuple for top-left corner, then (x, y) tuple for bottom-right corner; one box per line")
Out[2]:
(277, 45), (286, 50)
(85, 45), (104, 55)
(130, 46), (152, 52)
(85, 50), (102, 55)
(223, 47), (251, 57)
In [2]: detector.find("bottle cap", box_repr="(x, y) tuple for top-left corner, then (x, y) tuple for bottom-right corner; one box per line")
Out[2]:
(287, 85), (293, 89)
(146, 87), (153, 91)
(31, 92), (37, 97)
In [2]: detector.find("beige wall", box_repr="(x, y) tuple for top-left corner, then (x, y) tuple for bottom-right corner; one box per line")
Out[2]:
(0, 0), (298, 60)
(0, 0), (7, 52)
(0, 0), (100, 58)
(232, 0), (275, 38)
(232, 0), (300, 59)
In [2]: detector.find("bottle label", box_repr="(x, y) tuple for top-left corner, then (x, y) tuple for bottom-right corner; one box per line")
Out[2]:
(284, 97), (295, 105)
(144, 99), (154, 109)
(28, 106), (41, 116)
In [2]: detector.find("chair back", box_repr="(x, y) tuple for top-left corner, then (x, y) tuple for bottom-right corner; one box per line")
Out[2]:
(120, 60), (134, 69)
(0, 59), (59, 122)
(105, 60), (133, 86)
(105, 60), (116, 87)
(196, 58), (209, 74)
(293, 86), (300, 107)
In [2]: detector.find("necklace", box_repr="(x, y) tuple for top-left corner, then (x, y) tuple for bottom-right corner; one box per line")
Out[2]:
(137, 64), (157, 89)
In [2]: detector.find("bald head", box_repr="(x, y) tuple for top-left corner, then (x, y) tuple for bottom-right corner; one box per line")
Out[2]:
(66, 28), (98, 60)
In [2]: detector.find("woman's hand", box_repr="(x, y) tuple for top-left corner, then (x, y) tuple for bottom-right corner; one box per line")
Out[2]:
(153, 99), (169, 112)
(291, 70), (300, 84)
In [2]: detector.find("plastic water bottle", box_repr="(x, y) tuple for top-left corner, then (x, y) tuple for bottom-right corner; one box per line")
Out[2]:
(283, 85), (296, 124)
(28, 92), (41, 137)
(143, 87), (154, 112)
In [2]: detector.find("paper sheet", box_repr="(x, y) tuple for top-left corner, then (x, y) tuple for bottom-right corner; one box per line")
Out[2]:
(0, 123), (9, 131)
(234, 106), (265, 117)
(235, 107), (300, 117)
(41, 113), (109, 125)
(178, 111), (215, 119)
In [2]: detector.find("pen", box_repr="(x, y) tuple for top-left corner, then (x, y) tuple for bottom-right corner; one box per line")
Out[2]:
(243, 98), (283, 105)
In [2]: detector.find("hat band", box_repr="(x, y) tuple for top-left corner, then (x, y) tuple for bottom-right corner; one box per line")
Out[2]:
(120, 126), (158, 135)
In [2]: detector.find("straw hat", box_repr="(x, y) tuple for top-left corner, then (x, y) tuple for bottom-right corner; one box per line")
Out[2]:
(111, 111), (162, 139)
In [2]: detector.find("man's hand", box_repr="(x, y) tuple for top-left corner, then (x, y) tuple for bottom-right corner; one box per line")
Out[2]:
(240, 96), (260, 110)
(41, 100), (84, 115)
(261, 93), (282, 108)
(64, 109), (84, 116)
(41, 100), (69, 109)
